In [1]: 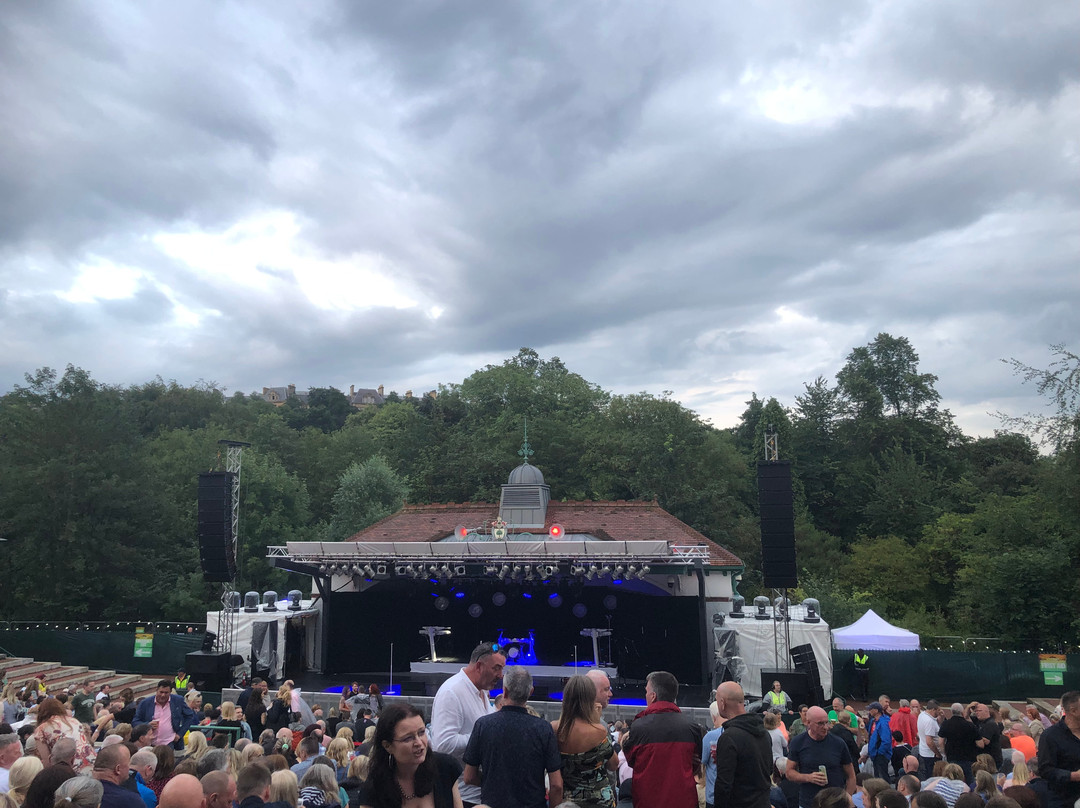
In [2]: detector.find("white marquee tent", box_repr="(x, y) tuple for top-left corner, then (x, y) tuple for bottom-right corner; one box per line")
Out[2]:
(831, 609), (920, 651)
(206, 601), (321, 682)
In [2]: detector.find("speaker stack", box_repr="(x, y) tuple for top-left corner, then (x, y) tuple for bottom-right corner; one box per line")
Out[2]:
(757, 461), (797, 589)
(790, 643), (825, 705)
(198, 472), (236, 582)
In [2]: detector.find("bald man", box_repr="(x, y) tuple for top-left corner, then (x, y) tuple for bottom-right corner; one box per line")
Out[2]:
(587, 669), (613, 719)
(159, 774), (206, 808)
(93, 745), (145, 808)
(786, 706), (856, 808)
(713, 682), (772, 808)
(201, 770), (237, 808)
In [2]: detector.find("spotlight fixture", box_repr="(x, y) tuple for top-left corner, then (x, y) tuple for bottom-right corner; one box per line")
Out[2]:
(395, 564), (409, 577)
(548, 594), (563, 608)
(571, 565), (586, 577)
(586, 565), (599, 580)
(468, 603), (483, 618)
(453, 564), (466, 577)
(600, 565), (613, 578)
(434, 596), (450, 611)
(492, 592), (507, 607)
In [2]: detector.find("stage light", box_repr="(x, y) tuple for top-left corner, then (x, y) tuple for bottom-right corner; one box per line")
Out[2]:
(600, 565), (613, 578)
(522, 592), (532, 599)
(263, 592), (278, 611)
(802, 598), (820, 623)
(572, 603), (588, 618)
(603, 594), (617, 611)
(454, 592), (466, 599)
(640, 564), (651, 576)
(375, 564), (388, 576)
(453, 564), (466, 577)
(626, 565), (639, 579)
(484, 565), (498, 576)
(363, 564), (376, 578)
(549, 524), (564, 539)
(243, 592), (259, 613)
(754, 595), (770, 620)
(454, 524), (469, 539)
(287, 590), (303, 611)
(434, 596), (450, 611)
(492, 592), (507, 606)
(318, 565), (329, 574)
(615, 565), (626, 578)
(468, 604), (483, 618)
(548, 594), (563, 608)
(730, 594), (746, 618)
(571, 565), (586, 576)
(587, 565), (599, 580)
(512, 565), (523, 578)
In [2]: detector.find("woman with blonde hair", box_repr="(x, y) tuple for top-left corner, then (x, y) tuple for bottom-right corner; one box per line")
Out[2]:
(241, 742), (265, 767)
(973, 770), (998, 802)
(184, 729), (208, 761)
(2, 682), (23, 724)
(325, 738), (352, 782)
(52, 777), (103, 808)
(271, 770), (299, 808)
(266, 685), (293, 733)
(1008, 760), (1030, 787)
(299, 764), (341, 808)
(334, 726), (354, 746)
(31, 698), (96, 772)
(8, 756), (44, 806)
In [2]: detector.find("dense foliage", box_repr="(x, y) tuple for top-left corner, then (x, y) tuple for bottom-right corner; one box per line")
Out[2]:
(0, 341), (1076, 647)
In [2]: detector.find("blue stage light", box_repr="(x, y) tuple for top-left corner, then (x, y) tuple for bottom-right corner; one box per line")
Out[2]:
(455, 592), (465, 599)
(613, 579), (623, 585)
(548, 592), (559, 599)
(522, 593), (532, 599)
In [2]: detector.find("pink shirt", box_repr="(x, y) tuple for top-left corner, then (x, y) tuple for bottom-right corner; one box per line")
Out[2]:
(154, 701), (176, 746)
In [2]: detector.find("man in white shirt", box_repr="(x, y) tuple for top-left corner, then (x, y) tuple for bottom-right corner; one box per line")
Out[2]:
(916, 700), (942, 781)
(430, 642), (506, 808)
(0, 734), (21, 793)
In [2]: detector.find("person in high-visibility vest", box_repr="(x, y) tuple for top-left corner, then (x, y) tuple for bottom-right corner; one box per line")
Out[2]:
(174, 669), (191, 691)
(764, 680), (791, 712)
(853, 649), (870, 700)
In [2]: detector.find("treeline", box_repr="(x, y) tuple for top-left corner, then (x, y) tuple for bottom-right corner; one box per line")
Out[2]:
(0, 339), (1076, 648)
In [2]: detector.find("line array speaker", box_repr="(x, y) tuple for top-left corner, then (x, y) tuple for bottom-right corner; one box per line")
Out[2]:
(757, 461), (797, 589)
(790, 643), (824, 705)
(198, 471), (236, 582)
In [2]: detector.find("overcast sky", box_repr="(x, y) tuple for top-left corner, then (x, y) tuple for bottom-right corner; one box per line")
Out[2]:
(2, 1), (1077, 436)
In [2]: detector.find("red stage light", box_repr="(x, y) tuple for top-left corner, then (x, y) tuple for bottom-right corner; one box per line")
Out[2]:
(455, 525), (468, 539)
(549, 524), (564, 539)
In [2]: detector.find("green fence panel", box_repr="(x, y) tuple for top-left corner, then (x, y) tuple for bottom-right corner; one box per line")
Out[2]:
(831, 649), (1080, 702)
(0, 630), (202, 676)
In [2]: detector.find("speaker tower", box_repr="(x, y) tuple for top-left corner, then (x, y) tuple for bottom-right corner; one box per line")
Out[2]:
(757, 461), (797, 589)
(198, 471), (236, 582)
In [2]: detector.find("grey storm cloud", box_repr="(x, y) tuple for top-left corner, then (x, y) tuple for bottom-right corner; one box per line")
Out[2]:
(0, 0), (1077, 435)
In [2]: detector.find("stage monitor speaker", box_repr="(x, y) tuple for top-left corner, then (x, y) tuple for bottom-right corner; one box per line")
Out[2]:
(185, 650), (233, 691)
(790, 643), (824, 706)
(760, 668), (809, 710)
(757, 461), (797, 589)
(198, 472), (236, 582)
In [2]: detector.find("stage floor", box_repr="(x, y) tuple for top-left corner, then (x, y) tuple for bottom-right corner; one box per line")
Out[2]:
(410, 661), (618, 678)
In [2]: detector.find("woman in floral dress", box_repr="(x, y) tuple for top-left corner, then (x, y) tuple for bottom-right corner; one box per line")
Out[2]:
(551, 676), (618, 808)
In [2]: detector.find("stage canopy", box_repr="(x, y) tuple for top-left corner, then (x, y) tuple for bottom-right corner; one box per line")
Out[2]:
(831, 609), (920, 651)
(206, 601), (319, 682)
(726, 614), (833, 699)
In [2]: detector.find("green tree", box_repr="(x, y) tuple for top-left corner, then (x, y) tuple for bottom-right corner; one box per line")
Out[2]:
(326, 456), (409, 540)
(837, 333), (942, 420)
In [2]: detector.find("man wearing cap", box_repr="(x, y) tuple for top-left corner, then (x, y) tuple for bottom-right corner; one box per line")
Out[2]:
(786, 706), (856, 808)
(173, 670), (190, 693)
(867, 702), (893, 781)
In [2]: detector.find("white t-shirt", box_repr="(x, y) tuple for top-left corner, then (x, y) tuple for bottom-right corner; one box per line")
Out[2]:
(917, 711), (940, 757)
(430, 668), (495, 806)
(0, 766), (10, 794)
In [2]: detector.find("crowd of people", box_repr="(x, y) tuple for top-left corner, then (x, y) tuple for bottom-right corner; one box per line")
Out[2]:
(1, 657), (1078, 808)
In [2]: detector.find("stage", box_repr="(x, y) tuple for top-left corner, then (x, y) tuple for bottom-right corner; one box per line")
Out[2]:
(409, 661), (619, 679)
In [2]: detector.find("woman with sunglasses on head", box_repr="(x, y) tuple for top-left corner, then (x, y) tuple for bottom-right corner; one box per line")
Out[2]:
(354, 703), (462, 808)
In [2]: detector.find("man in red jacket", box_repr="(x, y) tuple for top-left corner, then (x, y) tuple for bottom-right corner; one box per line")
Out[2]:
(890, 699), (918, 746)
(624, 671), (704, 808)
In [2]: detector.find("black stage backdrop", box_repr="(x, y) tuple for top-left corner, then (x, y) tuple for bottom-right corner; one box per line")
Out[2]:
(325, 581), (704, 684)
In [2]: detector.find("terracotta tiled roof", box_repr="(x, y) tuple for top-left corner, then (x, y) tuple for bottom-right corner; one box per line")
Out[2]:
(347, 500), (742, 567)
